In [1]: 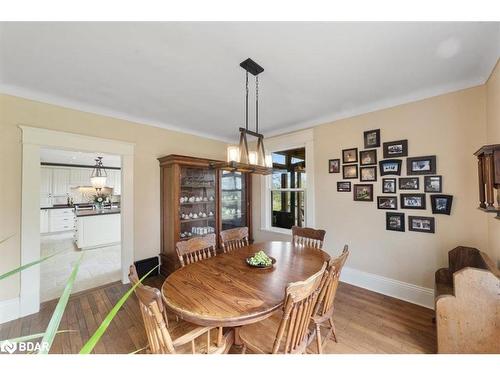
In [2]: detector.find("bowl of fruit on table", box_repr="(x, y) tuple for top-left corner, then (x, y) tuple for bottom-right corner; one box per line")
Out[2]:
(246, 250), (276, 269)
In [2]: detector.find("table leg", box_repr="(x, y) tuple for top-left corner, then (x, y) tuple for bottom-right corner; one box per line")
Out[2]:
(234, 326), (243, 346)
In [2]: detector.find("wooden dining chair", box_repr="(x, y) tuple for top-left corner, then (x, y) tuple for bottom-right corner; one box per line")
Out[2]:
(129, 265), (227, 354)
(176, 233), (217, 267)
(292, 226), (326, 249)
(220, 227), (249, 253)
(310, 245), (349, 353)
(238, 263), (327, 354)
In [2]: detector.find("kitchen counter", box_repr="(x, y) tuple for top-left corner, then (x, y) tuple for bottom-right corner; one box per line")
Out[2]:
(75, 208), (121, 217)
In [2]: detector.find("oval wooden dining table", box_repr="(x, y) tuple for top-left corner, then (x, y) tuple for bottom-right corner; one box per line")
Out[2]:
(161, 241), (330, 346)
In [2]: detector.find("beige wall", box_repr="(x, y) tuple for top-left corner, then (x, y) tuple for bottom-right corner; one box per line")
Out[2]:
(254, 86), (490, 289)
(0, 94), (226, 301)
(486, 60), (500, 265)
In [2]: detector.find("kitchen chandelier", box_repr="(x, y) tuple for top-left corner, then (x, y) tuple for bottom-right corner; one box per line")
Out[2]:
(215, 58), (273, 175)
(90, 156), (107, 191)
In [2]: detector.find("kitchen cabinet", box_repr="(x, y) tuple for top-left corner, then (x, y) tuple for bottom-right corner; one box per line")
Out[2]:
(106, 169), (121, 195)
(52, 168), (70, 196)
(40, 167), (53, 207)
(40, 209), (49, 233)
(70, 167), (92, 187)
(75, 212), (121, 249)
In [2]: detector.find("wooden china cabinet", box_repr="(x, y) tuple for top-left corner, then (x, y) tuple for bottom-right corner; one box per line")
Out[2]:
(158, 154), (252, 276)
(474, 144), (500, 219)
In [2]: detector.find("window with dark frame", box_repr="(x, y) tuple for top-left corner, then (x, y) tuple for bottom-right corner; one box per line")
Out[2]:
(270, 147), (306, 230)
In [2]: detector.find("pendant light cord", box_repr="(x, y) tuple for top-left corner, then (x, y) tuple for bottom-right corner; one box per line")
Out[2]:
(256, 75), (259, 134)
(245, 70), (249, 131)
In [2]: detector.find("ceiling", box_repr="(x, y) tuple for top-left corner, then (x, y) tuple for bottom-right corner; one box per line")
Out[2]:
(1, 22), (498, 142)
(40, 148), (121, 168)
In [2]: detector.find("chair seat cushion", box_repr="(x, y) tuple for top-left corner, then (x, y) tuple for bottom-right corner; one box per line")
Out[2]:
(239, 312), (286, 354)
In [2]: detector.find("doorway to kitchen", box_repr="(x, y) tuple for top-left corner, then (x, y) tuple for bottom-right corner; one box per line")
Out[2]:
(19, 126), (134, 320)
(39, 148), (122, 302)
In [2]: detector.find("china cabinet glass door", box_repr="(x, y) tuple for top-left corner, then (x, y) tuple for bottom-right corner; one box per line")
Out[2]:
(221, 171), (247, 230)
(179, 167), (217, 240)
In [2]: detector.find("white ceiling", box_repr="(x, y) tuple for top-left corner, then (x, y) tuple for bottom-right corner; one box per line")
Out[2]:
(1, 22), (499, 142)
(40, 148), (121, 168)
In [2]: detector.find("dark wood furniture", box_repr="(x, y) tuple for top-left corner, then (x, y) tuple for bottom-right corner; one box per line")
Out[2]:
(158, 154), (252, 276)
(474, 144), (500, 218)
(434, 246), (500, 353)
(291, 226), (326, 249)
(220, 227), (249, 253)
(128, 265), (231, 354)
(239, 263), (327, 354)
(311, 245), (349, 354)
(161, 241), (330, 329)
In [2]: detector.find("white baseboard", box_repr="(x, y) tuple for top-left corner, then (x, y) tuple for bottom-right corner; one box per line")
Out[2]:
(0, 297), (20, 324)
(340, 267), (434, 310)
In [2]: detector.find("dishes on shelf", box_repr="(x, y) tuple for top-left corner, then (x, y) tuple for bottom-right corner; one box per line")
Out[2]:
(179, 195), (215, 204)
(180, 211), (215, 220)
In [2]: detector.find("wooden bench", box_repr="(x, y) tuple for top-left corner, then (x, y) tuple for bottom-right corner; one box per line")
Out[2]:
(435, 246), (500, 353)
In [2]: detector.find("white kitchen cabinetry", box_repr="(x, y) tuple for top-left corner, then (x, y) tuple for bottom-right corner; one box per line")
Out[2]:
(40, 167), (53, 207)
(75, 213), (121, 249)
(106, 170), (121, 195)
(52, 168), (71, 196)
(40, 209), (49, 233)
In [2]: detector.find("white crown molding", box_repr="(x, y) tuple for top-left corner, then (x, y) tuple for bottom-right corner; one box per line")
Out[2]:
(0, 297), (20, 324)
(340, 266), (435, 310)
(265, 77), (486, 138)
(0, 84), (233, 144)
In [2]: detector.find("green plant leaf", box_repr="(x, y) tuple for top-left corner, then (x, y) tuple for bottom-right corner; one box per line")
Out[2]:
(79, 265), (159, 354)
(0, 234), (14, 246)
(0, 248), (67, 281)
(38, 253), (84, 354)
(0, 330), (76, 345)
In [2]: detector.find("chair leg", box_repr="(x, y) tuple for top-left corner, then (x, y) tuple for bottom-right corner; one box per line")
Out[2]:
(241, 344), (247, 354)
(315, 324), (323, 354)
(329, 318), (338, 343)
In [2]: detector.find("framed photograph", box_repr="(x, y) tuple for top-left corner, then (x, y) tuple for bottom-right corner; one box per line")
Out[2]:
(408, 216), (435, 233)
(382, 178), (397, 193)
(386, 212), (405, 232)
(360, 166), (377, 182)
(337, 181), (351, 192)
(400, 193), (426, 209)
(379, 159), (402, 176)
(360, 149), (377, 166)
(431, 194), (453, 215)
(407, 155), (436, 175)
(363, 129), (380, 148)
(342, 148), (358, 164)
(342, 164), (358, 179)
(377, 196), (398, 210)
(399, 177), (419, 190)
(383, 140), (408, 158)
(424, 175), (442, 193)
(353, 184), (374, 201)
(328, 159), (340, 173)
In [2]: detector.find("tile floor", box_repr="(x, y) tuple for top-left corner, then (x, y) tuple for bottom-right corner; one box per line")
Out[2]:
(40, 231), (121, 302)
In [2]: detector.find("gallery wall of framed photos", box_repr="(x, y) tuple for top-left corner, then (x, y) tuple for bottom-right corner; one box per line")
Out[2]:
(329, 129), (455, 234)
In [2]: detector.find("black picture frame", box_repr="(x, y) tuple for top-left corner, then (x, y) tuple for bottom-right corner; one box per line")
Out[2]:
(386, 212), (405, 232)
(379, 159), (402, 176)
(359, 149), (377, 166)
(408, 216), (435, 233)
(342, 164), (358, 179)
(353, 184), (374, 202)
(399, 177), (419, 190)
(382, 178), (397, 193)
(431, 194), (453, 215)
(424, 175), (442, 193)
(342, 148), (358, 164)
(360, 166), (377, 182)
(377, 196), (398, 210)
(407, 155), (437, 175)
(328, 159), (340, 173)
(382, 140), (408, 158)
(364, 129), (380, 148)
(337, 181), (351, 192)
(400, 193), (426, 209)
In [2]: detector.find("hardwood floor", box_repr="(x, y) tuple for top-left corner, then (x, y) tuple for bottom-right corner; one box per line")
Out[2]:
(0, 277), (436, 354)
